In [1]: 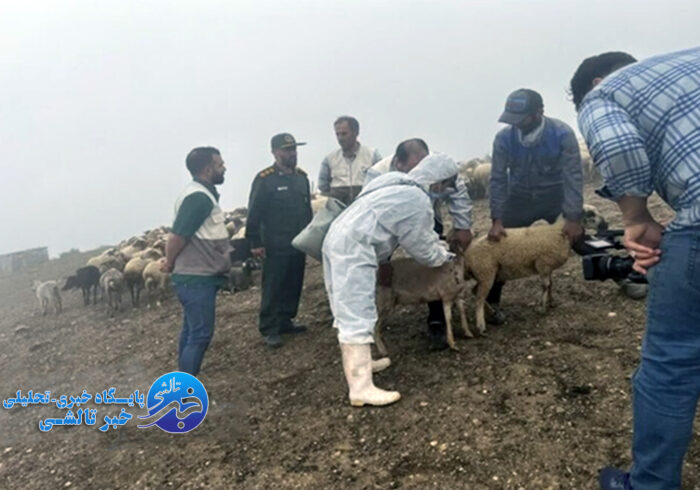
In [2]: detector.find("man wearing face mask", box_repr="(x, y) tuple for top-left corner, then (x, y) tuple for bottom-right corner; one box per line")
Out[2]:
(366, 139), (474, 350)
(486, 89), (584, 324)
(246, 133), (313, 349)
(323, 153), (460, 407)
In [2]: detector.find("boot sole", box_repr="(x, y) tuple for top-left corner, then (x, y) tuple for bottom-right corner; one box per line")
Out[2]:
(349, 394), (401, 407)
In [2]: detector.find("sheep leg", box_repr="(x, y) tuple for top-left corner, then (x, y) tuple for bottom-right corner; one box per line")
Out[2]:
(538, 274), (552, 313)
(41, 298), (48, 316)
(474, 273), (496, 335)
(55, 292), (62, 314)
(443, 300), (459, 351)
(456, 297), (473, 338)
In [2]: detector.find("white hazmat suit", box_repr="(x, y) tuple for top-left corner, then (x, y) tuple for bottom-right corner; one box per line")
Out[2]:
(322, 154), (459, 406)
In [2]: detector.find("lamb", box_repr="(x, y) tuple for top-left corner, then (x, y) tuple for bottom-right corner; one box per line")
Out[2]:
(62, 265), (101, 305)
(374, 256), (472, 355)
(99, 268), (125, 316)
(32, 280), (62, 316)
(463, 206), (607, 335)
(143, 258), (170, 306)
(123, 256), (152, 307)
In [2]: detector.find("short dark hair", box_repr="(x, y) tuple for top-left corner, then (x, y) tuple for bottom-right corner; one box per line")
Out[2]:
(334, 116), (359, 134)
(569, 52), (637, 111)
(185, 147), (220, 177)
(394, 138), (429, 164)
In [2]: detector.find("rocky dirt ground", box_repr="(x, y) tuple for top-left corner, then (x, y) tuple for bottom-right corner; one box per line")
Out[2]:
(1, 183), (697, 490)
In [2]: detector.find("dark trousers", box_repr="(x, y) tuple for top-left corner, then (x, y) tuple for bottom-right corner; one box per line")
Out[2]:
(487, 188), (563, 305)
(259, 252), (306, 336)
(176, 283), (218, 375)
(428, 219), (446, 326)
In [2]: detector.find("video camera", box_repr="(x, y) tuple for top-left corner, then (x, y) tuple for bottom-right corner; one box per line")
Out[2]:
(576, 229), (647, 284)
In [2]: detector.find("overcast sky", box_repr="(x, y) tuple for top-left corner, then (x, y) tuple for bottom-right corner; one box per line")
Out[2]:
(2, 0), (698, 256)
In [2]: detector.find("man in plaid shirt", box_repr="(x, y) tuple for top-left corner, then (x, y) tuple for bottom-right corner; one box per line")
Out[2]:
(571, 47), (700, 490)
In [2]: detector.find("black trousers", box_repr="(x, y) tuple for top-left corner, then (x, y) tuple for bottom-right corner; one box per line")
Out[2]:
(428, 219), (446, 326)
(487, 188), (563, 305)
(259, 252), (306, 336)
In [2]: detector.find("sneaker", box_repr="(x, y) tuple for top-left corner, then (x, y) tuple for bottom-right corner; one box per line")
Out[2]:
(264, 334), (284, 348)
(485, 304), (506, 325)
(598, 467), (632, 490)
(427, 321), (448, 351)
(280, 323), (308, 335)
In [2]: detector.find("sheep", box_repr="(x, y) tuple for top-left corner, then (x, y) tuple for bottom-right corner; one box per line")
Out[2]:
(310, 195), (329, 214)
(229, 258), (260, 292)
(466, 162), (491, 200)
(119, 238), (148, 262)
(138, 247), (164, 261)
(463, 206), (607, 335)
(143, 258), (170, 306)
(374, 255), (472, 355)
(578, 138), (599, 182)
(230, 238), (252, 263)
(32, 280), (62, 316)
(232, 226), (246, 240)
(123, 256), (152, 307)
(87, 253), (125, 273)
(62, 265), (101, 305)
(99, 268), (125, 316)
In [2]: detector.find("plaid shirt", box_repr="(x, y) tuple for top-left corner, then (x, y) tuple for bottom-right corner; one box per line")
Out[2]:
(577, 46), (700, 230)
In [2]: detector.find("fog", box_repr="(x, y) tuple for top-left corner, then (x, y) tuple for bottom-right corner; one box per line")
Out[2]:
(2, 0), (698, 256)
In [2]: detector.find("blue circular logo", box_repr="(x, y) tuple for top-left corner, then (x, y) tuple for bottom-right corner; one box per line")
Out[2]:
(138, 372), (208, 433)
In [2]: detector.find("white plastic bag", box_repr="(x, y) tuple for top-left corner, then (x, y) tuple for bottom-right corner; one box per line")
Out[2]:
(292, 197), (347, 261)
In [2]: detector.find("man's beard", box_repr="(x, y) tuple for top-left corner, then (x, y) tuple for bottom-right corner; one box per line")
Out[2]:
(212, 173), (225, 184)
(280, 155), (297, 169)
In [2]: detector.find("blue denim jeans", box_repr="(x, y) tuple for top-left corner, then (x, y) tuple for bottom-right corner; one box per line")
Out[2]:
(175, 284), (218, 376)
(630, 228), (700, 490)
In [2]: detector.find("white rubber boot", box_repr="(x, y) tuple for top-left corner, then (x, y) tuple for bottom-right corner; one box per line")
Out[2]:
(340, 343), (401, 407)
(371, 357), (392, 373)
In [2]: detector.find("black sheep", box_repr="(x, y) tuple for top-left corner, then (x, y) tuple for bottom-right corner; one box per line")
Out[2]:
(63, 265), (101, 306)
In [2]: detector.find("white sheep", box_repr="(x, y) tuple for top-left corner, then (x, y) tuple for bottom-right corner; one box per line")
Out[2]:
(32, 280), (62, 316)
(123, 256), (152, 307)
(466, 162), (491, 200)
(374, 256), (472, 355)
(463, 206), (607, 335)
(143, 258), (170, 306)
(99, 268), (125, 316)
(87, 253), (125, 274)
(119, 238), (148, 262)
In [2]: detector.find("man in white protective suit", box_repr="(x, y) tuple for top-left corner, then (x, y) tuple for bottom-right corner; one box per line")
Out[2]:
(322, 153), (459, 407)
